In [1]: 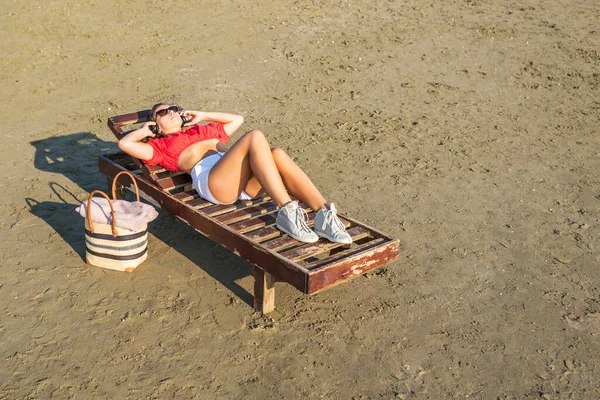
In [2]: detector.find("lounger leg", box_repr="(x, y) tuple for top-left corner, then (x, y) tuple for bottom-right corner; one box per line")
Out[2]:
(252, 265), (276, 314)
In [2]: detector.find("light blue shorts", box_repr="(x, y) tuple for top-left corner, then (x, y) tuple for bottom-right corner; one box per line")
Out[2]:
(190, 152), (255, 205)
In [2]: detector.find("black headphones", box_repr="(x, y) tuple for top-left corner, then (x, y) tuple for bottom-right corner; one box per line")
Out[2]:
(149, 113), (189, 136)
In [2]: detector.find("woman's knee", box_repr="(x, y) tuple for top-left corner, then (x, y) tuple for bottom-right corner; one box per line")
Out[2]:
(271, 147), (286, 162)
(244, 129), (266, 144)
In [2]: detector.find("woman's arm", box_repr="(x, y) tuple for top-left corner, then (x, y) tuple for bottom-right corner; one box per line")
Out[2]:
(118, 122), (156, 160)
(183, 111), (244, 136)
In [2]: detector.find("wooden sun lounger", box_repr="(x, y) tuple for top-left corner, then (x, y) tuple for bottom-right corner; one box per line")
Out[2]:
(99, 110), (400, 313)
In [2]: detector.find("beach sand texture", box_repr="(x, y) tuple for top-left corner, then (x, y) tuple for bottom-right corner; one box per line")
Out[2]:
(1, 0), (599, 398)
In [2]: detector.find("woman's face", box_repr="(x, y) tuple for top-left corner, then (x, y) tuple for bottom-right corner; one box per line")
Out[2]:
(153, 105), (183, 134)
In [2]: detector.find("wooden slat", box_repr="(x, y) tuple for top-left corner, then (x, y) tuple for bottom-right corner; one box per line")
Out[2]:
(304, 238), (385, 270)
(279, 226), (370, 263)
(215, 202), (278, 225)
(106, 153), (137, 168)
(146, 164), (168, 175)
(173, 190), (199, 202)
(262, 234), (306, 252)
(109, 109), (151, 127)
(229, 212), (278, 234)
(187, 197), (213, 208)
(126, 163), (140, 172)
(245, 225), (283, 243)
(306, 240), (400, 294)
(201, 197), (270, 217)
(155, 173), (192, 190)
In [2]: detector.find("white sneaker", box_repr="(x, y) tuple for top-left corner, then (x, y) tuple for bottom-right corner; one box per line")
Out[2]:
(314, 203), (352, 244)
(276, 201), (319, 243)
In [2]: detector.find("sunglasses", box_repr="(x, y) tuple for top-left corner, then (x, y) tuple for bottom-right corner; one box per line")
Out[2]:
(153, 105), (181, 119)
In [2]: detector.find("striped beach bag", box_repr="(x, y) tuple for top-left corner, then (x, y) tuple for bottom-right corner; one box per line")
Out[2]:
(84, 172), (149, 272)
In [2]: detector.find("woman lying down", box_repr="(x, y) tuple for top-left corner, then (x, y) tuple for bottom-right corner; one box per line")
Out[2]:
(118, 104), (351, 244)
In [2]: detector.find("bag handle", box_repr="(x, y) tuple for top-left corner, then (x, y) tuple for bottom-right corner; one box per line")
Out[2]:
(111, 170), (140, 201)
(87, 190), (118, 237)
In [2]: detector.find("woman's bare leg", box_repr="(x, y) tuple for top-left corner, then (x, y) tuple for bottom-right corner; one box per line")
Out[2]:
(244, 148), (327, 211)
(207, 130), (292, 206)
(208, 130), (349, 243)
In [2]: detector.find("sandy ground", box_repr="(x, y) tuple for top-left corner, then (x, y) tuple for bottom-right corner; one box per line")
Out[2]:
(1, 0), (599, 398)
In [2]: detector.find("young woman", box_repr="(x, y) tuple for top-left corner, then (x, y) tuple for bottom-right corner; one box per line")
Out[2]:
(118, 103), (351, 244)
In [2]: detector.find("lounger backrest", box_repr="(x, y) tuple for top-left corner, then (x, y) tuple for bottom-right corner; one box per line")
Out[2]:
(107, 109), (156, 178)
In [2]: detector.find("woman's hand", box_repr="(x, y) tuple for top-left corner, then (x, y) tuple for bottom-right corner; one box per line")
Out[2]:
(182, 110), (204, 126)
(142, 121), (158, 137)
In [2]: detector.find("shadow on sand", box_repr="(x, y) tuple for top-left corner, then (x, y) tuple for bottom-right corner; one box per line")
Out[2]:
(25, 183), (87, 260)
(29, 132), (254, 307)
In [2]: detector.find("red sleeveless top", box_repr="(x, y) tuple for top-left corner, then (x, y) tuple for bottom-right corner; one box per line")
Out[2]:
(142, 123), (229, 172)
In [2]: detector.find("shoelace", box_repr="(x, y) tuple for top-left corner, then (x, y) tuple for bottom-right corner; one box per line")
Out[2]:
(295, 207), (313, 233)
(323, 207), (345, 233)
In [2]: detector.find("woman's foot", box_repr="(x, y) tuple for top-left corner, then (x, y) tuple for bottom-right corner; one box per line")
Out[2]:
(276, 201), (319, 243)
(314, 203), (352, 244)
